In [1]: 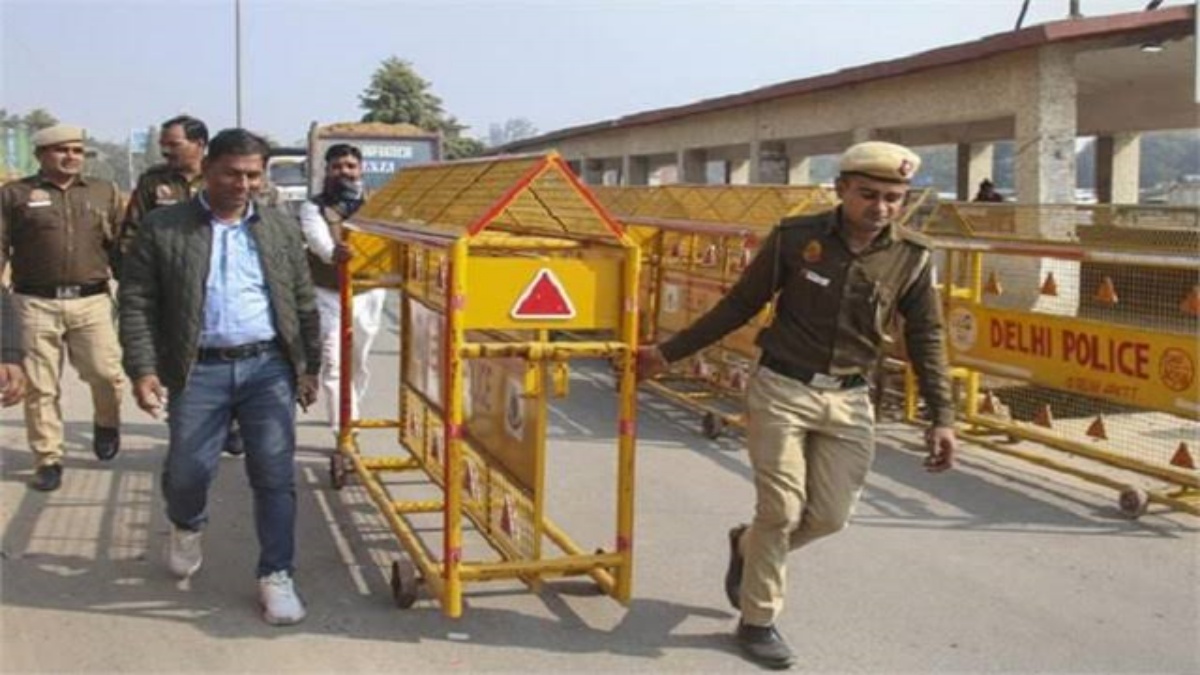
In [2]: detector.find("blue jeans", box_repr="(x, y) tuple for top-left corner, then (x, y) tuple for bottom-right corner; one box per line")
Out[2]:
(163, 348), (297, 578)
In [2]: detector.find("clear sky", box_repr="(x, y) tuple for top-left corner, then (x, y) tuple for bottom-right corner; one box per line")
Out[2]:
(1, 0), (1191, 145)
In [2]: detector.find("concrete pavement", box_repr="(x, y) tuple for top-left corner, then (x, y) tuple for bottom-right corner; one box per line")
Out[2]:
(1, 312), (1197, 673)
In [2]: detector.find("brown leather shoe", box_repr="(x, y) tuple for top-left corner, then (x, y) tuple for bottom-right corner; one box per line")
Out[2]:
(29, 464), (63, 492)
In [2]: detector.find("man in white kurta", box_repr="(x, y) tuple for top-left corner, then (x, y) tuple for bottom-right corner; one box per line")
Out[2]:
(297, 144), (386, 435)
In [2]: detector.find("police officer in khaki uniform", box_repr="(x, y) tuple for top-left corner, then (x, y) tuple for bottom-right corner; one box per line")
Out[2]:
(119, 115), (208, 257)
(0, 124), (127, 491)
(638, 141), (957, 669)
(119, 115), (246, 456)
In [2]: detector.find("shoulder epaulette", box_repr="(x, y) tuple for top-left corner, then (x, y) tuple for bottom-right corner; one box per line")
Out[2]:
(896, 226), (934, 249)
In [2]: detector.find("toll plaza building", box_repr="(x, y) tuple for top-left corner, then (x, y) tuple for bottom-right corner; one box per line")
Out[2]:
(503, 6), (1198, 206)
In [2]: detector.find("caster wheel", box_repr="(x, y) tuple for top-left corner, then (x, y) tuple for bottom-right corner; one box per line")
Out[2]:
(701, 412), (725, 440)
(390, 559), (420, 609)
(1118, 488), (1148, 519)
(329, 454), (347, 490)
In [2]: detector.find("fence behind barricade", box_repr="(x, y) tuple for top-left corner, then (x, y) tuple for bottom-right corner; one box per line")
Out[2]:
(912, 201), (1200, 516)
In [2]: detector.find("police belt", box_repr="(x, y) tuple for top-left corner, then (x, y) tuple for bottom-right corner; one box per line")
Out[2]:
(759, 353), (867, 390)
(197, 340), (279, 362)
(14, 281), (110, 300)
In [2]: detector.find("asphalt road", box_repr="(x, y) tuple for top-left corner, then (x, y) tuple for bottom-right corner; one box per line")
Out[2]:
(2, 311), (1197, 673)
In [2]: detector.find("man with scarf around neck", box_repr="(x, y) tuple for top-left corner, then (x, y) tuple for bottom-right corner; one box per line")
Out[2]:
(298, 144), (387, 440)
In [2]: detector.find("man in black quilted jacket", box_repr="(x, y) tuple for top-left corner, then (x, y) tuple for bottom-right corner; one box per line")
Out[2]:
(119, 128), (320, 626)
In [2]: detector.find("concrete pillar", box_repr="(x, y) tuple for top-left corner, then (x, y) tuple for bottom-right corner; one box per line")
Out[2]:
(1013, 46), (1077, 205)
(581, 158), (603, 185)
(956, 142), (995, 201)
(678, 148), (707, 184)
(787, 155), (812, 185)
(750, 140), (787, 184)
(622, 155), (650, 186)
(850, 128), (874, 144)
(1095, 133), (1141, 204)
(729, 157), (751, 185)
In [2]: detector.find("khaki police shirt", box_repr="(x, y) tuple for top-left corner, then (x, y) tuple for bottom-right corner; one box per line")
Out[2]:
(0, 173), (123, 288)
(660, 208), (955, 427)
(119, 164), (203, 255)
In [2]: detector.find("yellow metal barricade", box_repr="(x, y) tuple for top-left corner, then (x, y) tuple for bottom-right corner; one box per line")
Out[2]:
(907, 201), (1200, 516)
(332, 152), (641, 617)
(590, 184), (837, 437)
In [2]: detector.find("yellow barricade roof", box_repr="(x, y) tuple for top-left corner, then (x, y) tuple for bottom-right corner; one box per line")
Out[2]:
(353, 152), (626, 243)
(591, 184), (837, 229)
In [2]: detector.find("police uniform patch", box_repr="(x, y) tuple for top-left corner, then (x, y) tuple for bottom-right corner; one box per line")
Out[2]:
(802, 239), (822, 263)
(28, 188), (51, 207)
(154, 183), (178, 205)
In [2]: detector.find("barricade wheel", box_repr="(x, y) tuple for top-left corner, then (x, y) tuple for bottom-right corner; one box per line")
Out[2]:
(1118, 488), (1149, 519)
(701, 412), (725, 440)
(391, 559), (420, 608)
(329, 454), (347, 491)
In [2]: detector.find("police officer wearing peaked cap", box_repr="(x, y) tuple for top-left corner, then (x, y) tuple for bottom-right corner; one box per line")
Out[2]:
(637, 140), (957, 669)
(0, 124), (127, 492)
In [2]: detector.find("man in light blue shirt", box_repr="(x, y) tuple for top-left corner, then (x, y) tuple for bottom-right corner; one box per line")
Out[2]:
(120, 129), (321, 626)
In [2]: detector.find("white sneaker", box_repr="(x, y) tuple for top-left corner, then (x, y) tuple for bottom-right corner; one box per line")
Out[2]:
(167, 527), (203, 578)
(259, 570), (306, 626)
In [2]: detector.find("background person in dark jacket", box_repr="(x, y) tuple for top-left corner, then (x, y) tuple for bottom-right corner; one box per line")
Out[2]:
(119, 128), (320, 626)
(1, 293), (27, 406)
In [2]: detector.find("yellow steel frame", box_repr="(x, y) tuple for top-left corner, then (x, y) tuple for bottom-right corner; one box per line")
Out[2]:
(902, 222), (1200, 517)
(332, 153), (641, 616)
(596, 184), (934, 439)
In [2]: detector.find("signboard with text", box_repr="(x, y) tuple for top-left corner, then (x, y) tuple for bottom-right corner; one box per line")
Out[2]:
(309, 135), (439, 194)
(946, 302), (1199, 418)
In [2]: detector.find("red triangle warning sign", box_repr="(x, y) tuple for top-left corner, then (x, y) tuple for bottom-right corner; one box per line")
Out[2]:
(511, 269), (576, 320)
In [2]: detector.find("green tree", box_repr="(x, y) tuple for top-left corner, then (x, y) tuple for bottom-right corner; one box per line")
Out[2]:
(359, 56), (485, 160)
(22, 108), (58, 131)
(487, 118), (538, 148)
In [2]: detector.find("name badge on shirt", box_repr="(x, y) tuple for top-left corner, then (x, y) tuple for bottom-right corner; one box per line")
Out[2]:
(804, 269), (831, 287)
(27, 188), (51, 208)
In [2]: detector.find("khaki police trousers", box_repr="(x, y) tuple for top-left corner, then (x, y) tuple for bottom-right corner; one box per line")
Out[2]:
(14, 292), (125, 467)
(739, 366), (875, 627)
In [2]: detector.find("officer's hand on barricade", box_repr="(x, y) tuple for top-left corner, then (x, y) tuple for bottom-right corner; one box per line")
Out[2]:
(635, 345), (668, 382)
(332, 244), (353, 264)
(297, 374), (319, 411)
(0, 363), (28, 407)
(923, 425), (957, 473)
(134, 375), (167, 419)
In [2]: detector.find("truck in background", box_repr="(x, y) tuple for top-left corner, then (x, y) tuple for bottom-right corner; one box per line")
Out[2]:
(307, 121), (442, 197)
(265, 146), (309, 215)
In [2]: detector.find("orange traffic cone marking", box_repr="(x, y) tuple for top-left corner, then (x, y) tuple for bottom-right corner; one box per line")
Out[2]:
(979, 391), (997, 415)
(984, 271), (1003, 296)
(1086, 415), (1108, 440)
(1181, 286), (1200, 317)
(702, 244), (718, 266)
(1033, 404), (1054, 428)
(1094, 277), (1118, 305)
(1040, 272), (1058, 297)
(1170, 442), (1196, 470)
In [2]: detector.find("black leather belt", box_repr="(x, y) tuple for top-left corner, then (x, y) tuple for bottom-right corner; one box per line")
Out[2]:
(760, 353), (867, 390)
(14, 281), (109, 300)
(197, 340), (278, 362)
